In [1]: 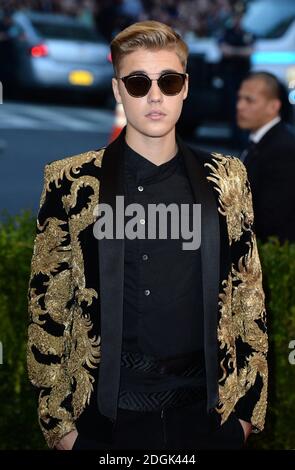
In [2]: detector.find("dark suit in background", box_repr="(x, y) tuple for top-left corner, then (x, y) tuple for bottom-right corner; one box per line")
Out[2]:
(243, 121), (295, 243)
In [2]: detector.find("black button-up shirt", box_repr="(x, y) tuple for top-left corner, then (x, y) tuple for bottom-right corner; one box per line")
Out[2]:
(120, 141), (205, 393)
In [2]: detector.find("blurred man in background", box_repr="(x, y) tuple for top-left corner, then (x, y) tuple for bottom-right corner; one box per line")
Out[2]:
(237, 71), (295, 242)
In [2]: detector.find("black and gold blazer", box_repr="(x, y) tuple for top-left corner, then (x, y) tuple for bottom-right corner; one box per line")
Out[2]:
(27, 130), (268, 448)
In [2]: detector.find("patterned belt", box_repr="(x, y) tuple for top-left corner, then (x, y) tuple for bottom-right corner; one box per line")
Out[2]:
(118, 350), (206, 412)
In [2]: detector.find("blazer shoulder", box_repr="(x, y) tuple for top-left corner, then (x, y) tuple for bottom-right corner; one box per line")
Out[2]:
(262, 122), (295, 150)
(204, 151), (247, 181)
(190, 145), (244, 169)
(204, 152), (253, 242)
(43, 147), (105, 192)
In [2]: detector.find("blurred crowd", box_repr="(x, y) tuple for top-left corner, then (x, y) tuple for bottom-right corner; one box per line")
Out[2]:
(0, 0), (247, 40)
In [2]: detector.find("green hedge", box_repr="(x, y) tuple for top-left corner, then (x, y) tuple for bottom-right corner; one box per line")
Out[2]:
(0, 212), (294, 449)
(0, 211), (46, 449)
(248, 239), (295, 450)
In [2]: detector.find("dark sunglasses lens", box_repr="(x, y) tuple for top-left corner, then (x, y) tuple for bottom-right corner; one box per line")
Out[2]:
(159, 74), (185, 95)
(125, 76), (151, 97)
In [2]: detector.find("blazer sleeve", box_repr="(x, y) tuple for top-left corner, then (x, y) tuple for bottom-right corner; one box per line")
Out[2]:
(231, 160), (268, 431)
(27, 164), (76, 448)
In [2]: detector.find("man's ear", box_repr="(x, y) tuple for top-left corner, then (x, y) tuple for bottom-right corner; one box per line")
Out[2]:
(183, 73), (189, 101)
(112, 78), (122, 104)
(271, 98), (281, 115)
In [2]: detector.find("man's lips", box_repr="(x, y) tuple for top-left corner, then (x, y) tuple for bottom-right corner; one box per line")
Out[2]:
(145, 111), (166, 120)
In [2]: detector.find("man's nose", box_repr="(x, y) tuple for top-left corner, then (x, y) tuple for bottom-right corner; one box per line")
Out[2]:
(147, 80), (163, 102)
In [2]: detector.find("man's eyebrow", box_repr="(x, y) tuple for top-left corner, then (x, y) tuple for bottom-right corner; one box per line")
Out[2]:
(126, 69), (181, 75)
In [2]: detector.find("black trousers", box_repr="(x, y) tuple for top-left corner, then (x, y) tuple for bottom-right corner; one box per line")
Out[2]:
(72, 398), (245, 450)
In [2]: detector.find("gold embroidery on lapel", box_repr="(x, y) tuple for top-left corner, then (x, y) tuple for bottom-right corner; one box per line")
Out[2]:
(205, 153), (254, 244)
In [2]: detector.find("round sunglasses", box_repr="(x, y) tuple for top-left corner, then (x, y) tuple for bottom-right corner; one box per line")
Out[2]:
(118, 72), (187, 97)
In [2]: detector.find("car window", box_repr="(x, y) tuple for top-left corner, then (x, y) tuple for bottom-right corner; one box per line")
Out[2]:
(32, 21), (103, 42)
(242, 0), (295, 38)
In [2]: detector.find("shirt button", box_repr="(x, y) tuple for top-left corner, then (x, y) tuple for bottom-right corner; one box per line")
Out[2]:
(139, 218), (145, 225)
(142, 254), (149, 261)
(144, 289), (151, 296)
(138, 185), (144, 192)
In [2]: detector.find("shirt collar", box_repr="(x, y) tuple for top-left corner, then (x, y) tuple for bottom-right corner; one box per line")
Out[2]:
(124, 140), (180, 184)
(250, 116), (281, 143)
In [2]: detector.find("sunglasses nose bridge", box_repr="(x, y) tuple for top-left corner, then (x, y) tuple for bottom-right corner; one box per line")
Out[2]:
(147, 77), (163, 100)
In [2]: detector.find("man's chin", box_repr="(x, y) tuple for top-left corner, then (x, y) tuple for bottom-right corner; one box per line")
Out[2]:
(237, 120), (249, 130)
(142, 125), (175, 139)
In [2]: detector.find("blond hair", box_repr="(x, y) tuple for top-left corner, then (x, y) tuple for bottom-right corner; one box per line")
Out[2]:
(110, 21), (189, 75)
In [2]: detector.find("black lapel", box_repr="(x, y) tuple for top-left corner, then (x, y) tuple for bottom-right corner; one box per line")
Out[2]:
(177, 136), (220, 411)
(97, 129), (126, 422)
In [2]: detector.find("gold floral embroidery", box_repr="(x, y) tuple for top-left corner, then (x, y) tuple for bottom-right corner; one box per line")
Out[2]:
(216, 232), (268, 429)
(39, 372), (76, 448)
(249, 354), (268, 431)
(205, 153), (254, 243)
(40, 149), (104, 206)
(31, 217), (70, 275)
(28, 149), (105, 447)
(45, 269), (73, 325)
(66, 176), (100, 305)
(217, 368), (239, 423)
(209, 152), (267, 427)
(67, 305), (101, 418)
(232, 236), (267, 353)
(218, 276), (235, 356)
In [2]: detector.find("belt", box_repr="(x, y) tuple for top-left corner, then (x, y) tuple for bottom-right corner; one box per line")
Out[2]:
(120, 350), (205, 376)
(118, 387), (206, 412)
(118, 350), (206, 412)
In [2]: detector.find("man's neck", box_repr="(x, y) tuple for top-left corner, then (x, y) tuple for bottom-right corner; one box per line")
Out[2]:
(125, 126), (178, 166)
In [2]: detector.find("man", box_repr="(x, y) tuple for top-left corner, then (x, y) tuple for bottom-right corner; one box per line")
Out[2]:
(237, 71), (295, 242)
(27, 21), (267, 451)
